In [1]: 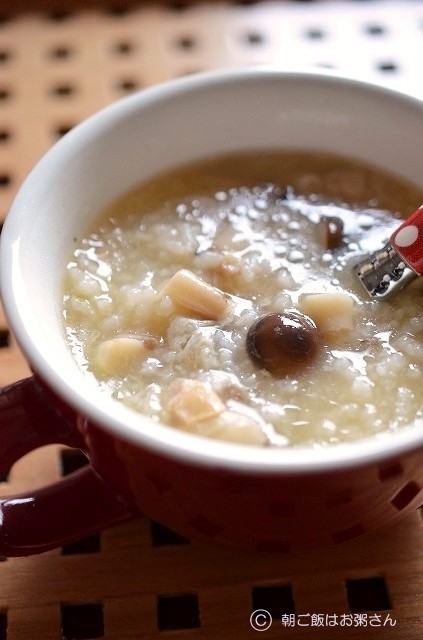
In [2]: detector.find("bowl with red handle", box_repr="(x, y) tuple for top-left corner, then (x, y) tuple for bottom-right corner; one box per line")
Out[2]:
(1, 67), (423, 555)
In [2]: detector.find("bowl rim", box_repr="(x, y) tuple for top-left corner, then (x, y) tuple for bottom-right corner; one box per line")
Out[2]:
(2, 65), (423, 475)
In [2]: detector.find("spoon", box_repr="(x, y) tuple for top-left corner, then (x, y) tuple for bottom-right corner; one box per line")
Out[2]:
(354, 205), (423, 298)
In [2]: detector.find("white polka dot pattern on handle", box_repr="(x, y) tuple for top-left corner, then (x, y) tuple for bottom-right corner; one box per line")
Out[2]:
(394, 225), (419, 247)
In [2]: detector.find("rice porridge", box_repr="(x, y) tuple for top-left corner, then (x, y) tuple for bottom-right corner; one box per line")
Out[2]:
(63, 150), (423, 448)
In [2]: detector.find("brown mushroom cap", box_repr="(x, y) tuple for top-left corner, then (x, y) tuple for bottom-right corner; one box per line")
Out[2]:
(246, 311), (321, 377)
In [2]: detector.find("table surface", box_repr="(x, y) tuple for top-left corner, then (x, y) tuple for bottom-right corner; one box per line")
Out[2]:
(0, 1), (422, 639)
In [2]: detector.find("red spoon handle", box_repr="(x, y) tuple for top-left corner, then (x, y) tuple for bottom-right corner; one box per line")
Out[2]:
(390, 205), (423, 276)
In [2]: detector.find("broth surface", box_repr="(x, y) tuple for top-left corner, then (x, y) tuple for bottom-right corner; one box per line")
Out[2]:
(63, 151), (423, 447)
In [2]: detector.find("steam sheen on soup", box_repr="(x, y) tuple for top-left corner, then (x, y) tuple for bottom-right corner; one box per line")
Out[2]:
(63, 151), (423, 448)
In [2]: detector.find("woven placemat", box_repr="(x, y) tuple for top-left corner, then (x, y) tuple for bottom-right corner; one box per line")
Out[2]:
(0, 2), (422, 638)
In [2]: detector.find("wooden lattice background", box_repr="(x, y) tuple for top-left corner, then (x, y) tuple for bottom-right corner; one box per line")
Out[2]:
(0, 2), (422, 638)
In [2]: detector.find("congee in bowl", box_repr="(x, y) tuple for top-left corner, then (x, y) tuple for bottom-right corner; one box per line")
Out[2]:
(63, 149), (423, 448)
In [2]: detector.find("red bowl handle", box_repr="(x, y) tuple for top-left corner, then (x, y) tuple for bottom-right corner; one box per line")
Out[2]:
(0, 376), (133, 556)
